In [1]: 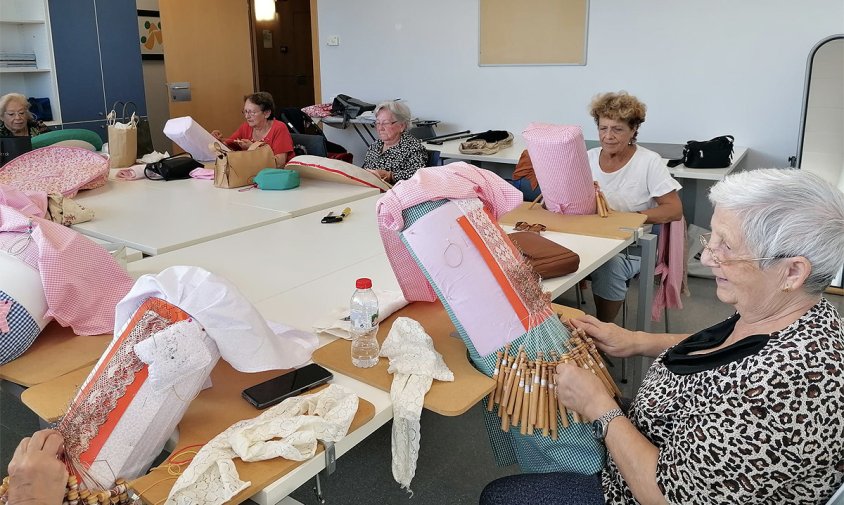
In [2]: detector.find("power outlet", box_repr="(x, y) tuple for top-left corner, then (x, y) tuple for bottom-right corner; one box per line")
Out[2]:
(327, 36), (340, 46)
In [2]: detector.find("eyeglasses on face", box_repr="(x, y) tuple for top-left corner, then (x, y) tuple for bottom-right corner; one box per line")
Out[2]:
(242, 109), (263, 117)
(374, 120), (399, 127)
(4, 111), (26, 119)
(699, 233), (784, 266)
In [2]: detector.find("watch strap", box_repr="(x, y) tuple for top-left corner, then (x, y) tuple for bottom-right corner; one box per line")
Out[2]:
(596, 407), (625, 439)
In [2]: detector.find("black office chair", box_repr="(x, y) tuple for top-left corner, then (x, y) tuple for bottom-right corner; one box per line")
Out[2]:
(291, 133), (328, 157)
(407, 124), (439, 166)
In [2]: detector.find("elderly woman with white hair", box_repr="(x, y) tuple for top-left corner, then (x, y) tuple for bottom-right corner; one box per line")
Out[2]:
(361, 100), (427, 183)
(481, 168), (844, 505)
(0, 93), (49, 137)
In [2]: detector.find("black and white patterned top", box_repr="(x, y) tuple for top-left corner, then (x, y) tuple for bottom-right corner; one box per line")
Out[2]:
(603, 297), (844, 504)
(362, 131), (427, 182)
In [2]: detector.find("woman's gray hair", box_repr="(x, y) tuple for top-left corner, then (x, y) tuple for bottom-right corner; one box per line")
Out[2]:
(0, 93), (31, 120)
(709, 168), (844, 294)
(374, 100), (412, 129)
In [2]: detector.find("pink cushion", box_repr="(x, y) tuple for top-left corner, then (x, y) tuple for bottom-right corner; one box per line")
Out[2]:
(0, 147), (109, 197)
(522, 123), (595, 215)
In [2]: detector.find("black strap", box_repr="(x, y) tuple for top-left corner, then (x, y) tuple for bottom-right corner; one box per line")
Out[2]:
(666, 158), (684, 168)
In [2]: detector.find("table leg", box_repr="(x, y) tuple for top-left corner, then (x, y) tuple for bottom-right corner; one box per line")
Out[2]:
(636, 233), (657, 333)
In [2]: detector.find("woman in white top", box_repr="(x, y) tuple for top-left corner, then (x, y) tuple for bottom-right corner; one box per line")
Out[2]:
(587, 91), (682, 322)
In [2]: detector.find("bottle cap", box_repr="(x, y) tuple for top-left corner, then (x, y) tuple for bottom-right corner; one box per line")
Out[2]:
(355, 278), (372, 289)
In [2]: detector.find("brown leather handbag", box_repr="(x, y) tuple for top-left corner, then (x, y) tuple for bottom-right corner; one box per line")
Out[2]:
(213, 141), (275, 188)
(508, 231), (580, 279)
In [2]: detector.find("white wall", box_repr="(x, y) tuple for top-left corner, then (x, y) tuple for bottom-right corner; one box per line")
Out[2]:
(316, 0), (844, 169)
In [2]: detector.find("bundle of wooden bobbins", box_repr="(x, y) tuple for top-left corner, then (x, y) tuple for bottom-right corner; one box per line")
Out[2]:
(486, 321), (621, 439)
(0, 475), (132, 505)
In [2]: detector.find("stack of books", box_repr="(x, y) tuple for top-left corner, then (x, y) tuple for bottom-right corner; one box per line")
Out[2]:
(0, 52), (37, 69)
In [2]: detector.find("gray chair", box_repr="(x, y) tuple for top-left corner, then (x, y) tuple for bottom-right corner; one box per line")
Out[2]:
(291, 133), (328, 157)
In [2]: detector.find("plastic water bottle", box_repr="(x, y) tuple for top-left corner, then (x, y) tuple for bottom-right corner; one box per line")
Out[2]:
(350, 278), (380, 368)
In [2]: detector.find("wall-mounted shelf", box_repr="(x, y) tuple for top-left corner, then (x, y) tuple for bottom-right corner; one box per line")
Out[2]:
(0, 0), (62, 123)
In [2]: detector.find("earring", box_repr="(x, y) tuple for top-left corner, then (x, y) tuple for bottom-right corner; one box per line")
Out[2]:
(782, 284), (792, 292)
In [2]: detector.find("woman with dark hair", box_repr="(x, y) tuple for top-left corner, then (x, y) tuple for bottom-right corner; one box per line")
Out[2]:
(212, 91), (294, 167)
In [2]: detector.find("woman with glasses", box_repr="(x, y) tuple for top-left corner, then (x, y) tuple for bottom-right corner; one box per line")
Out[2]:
(0, 93), (49, 138)
(211, 91), (293, 167)
(585, 91), (683, 323)
(481, 168), (844, 505)
(361, 100), (427, 183)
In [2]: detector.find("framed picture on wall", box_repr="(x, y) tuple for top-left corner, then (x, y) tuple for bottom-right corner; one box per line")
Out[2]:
(138, 10), (164, 60)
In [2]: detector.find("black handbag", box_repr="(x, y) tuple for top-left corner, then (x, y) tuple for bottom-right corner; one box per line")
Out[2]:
(330, 94), (376, 119)
(145, 152), (202, 181)
(667, 135), (734, 168)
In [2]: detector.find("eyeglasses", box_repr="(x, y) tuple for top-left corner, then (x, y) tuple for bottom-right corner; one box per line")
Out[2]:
(242, 109), (263, 117)
(699, 233), (784, 266)
(514, 221), (546, 233)
(4, 111), (26, 119)
(374, 120), (398, 127)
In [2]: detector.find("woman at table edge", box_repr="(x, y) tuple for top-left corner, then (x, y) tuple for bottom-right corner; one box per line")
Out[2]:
(586, 91), (683, 323)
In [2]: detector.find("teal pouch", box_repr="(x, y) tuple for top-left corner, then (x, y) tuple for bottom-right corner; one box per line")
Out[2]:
(253, 168), (300, 190)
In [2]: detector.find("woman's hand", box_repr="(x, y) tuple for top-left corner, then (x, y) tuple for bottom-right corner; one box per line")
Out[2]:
(235, 139), (254, 149)
(372, 169), (392, 183)
(570, 315), (639, 358)
(555, 362), (617, 421)
(8, 429), (68, 505)
(211, 130), (223, 140)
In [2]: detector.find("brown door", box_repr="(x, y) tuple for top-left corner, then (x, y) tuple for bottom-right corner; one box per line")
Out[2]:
(253, 0), (317, 110)
(159, 0), (256, 144)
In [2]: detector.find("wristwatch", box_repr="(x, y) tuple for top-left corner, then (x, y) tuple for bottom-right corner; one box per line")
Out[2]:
(592, 408), (625, 441)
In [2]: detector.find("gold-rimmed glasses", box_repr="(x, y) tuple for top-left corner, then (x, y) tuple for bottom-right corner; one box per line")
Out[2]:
(374, 120), (398, 128)
(699, 233), (784, 266)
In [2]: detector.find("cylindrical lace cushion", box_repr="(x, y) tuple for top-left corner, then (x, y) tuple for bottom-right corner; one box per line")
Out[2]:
(522, 123), (595, 215)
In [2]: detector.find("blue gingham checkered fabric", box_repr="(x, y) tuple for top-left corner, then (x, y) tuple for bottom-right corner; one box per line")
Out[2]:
(399, 202), (604, 474)
(0, 290), (41, 365)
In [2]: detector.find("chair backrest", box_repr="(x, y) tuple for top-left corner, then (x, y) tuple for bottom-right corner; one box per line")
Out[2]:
(407, 124), (437, 141)
(291, 133), (328, 157)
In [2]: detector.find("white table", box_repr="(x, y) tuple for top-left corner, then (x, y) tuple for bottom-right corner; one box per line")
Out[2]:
(71, 179), (290, 256)
(127, 194), (386, 302)
(121, 188), (654, 504)
(72, 178), (379, 255)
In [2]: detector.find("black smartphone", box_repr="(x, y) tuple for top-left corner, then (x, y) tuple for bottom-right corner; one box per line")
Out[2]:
(242, 363), (334, 409)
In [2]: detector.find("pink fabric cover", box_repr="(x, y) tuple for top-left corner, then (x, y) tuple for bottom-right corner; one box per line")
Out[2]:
(0, 205), (134, 334)
(189, 167), (215, 180)
(402, 201), (524, 355)
(522, 123), (596, 215)
(377, 163), (522, 302)
(0, 147), (109, 197)
(652, 216), (688, 321)
(0, 184), (47, 218)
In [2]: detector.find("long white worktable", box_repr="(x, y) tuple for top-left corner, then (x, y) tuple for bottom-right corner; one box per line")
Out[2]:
(424, 135), (748, 181)
(72, 177), (379, 256)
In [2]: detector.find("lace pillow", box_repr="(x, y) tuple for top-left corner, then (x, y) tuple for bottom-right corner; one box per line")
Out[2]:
(134, 319), (213, 392)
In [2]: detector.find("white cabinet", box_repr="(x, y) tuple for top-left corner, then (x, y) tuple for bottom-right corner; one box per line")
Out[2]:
(0, 0), (61, 124)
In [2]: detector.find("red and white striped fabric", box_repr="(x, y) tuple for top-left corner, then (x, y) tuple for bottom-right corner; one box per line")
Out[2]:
(0, 205), (133, 335)
(522, 123), (595, 215)
(376, 163), (522, 302)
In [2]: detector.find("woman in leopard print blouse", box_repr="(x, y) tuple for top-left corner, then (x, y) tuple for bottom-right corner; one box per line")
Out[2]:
(482, 168), (844, 505)
(362, 100), (427, 183)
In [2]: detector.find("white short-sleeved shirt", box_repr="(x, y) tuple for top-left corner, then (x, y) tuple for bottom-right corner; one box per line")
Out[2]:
(588, 146), (682, 213)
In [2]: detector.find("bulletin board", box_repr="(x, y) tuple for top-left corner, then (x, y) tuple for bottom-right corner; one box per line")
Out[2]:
(479, 0), (588, 66)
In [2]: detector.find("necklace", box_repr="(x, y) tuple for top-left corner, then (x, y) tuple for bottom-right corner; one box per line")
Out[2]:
(252, 123), (270, 141)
